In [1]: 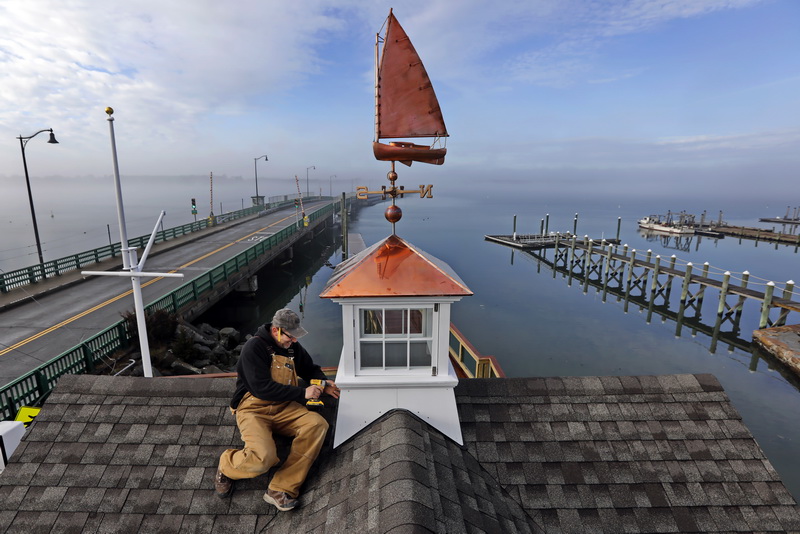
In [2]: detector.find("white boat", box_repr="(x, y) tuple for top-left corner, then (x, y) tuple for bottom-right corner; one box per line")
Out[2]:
(638, 215), (695, 235)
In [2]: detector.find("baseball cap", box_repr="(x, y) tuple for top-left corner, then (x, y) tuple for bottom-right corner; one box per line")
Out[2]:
(272, 308), (308, 339)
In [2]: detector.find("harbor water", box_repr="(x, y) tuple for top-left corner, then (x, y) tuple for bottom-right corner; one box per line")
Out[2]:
(200, 191), (800, 502)
(2, 180), (799, 501)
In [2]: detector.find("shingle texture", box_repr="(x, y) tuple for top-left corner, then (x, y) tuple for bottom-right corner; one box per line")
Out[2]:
(0, 373), (797, 533)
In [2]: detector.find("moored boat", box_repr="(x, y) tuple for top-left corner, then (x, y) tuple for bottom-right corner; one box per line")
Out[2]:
(638, 215), (695, 235)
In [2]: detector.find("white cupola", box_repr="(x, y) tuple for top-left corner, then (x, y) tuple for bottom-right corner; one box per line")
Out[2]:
(320, 234), (472, 447)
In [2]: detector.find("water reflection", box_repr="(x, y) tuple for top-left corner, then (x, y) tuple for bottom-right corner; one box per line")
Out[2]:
(517, 243), (797, 379)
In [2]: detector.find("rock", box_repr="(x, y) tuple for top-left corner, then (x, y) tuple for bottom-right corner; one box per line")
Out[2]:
(193, 344), (213, 356)
(171, 359), (202, 375)
(198, 323), (220, 337)
(211, 345), (232, 365)
(178, 324), (216, 348)
(219, 327), (241, 350)
(201, 365), (224, 374)
(194, 359), (211, 367)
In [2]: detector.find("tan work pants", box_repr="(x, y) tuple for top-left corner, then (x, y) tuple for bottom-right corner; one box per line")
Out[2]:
(218, 393), (329, 497)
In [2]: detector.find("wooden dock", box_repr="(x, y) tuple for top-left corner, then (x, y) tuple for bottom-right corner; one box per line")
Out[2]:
(490, 233), (800, 330)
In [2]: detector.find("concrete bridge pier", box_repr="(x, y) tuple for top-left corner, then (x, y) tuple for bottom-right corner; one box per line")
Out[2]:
(234, 275), (258, 297)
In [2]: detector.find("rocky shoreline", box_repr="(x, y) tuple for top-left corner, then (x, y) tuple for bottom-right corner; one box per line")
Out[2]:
(100, 319), (250, 377)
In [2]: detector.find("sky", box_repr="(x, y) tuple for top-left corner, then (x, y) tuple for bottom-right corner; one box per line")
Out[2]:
(1, 0), (799, 202)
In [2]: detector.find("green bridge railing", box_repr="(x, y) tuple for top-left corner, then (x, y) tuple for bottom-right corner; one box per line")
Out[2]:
(0, 198), (328, 294)
(0, 202), (336, 421)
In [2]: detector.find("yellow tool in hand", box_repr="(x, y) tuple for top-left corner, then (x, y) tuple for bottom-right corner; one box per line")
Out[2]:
(306, 379), (326, 410)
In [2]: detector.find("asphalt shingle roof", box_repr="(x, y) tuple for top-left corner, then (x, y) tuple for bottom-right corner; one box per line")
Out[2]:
(1, 373), (798, 533)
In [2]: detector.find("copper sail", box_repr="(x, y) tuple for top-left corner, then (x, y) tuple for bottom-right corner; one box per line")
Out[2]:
(374, 10), (448, 166)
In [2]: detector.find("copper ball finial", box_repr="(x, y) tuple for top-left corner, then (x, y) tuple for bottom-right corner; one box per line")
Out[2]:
(387, 170), (398, 182)
(105, 107), (114, 116)
(385, 204), (402, 224)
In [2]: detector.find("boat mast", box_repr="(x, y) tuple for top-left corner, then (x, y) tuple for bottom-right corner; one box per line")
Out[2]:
(374, 29), (380, 143)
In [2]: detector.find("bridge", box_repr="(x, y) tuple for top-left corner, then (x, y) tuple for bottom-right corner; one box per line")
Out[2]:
(0, 197), (350, 419)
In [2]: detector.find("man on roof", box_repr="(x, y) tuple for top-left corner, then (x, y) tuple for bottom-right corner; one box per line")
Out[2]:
(215, 308), (340, 511)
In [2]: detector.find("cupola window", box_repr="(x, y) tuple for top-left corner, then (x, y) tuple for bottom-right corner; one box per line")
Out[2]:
(357, 306), (434, 373)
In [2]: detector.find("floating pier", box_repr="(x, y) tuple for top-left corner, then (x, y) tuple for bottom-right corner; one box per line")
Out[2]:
(485, 233), (620, 249)
(759, 206), (800, 226)
(753, 324), (800, 376)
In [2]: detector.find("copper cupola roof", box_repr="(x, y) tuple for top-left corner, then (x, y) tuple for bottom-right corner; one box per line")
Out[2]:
(320, 234), (472, 298)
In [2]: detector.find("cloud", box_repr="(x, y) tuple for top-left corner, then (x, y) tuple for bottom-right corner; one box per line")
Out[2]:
(503, 0), (766, 87)
(0, 1), (354, 172)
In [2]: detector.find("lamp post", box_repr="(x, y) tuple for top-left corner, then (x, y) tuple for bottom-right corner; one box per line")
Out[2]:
(17, 128), (59, 268)
(306, 165), (315, 198)
(254, 154), (267, 206)
(330, 175), (336, 198)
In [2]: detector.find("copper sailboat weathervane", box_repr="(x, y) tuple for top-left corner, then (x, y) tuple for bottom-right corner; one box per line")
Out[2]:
(357, 8), (448, 232)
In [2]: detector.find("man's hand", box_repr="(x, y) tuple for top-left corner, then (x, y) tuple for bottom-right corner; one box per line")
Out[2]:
(323, 380), (341, 399)
(305, 384), (323, 400)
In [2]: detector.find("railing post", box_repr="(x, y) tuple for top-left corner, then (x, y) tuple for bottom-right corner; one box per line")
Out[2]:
(82, 344), (95, 373)
(35, 370), (48, 397)
(759, 282), (775, 328)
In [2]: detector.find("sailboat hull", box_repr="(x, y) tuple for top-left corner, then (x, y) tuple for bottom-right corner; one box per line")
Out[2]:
(373, 141), (446, 166)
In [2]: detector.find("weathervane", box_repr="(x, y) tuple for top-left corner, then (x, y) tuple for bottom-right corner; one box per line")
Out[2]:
(356, 161), (433, 233)
(365, 9), (448, 234)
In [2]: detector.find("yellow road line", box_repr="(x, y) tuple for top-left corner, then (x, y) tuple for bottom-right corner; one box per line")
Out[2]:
(0, 214), (296, 357)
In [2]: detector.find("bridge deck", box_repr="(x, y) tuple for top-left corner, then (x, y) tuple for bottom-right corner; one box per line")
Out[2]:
(0, 201), (335, 386)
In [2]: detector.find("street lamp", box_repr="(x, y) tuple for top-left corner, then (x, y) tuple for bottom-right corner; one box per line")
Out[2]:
(306, 165), (315, 197)
(17, 128), (58, 268)
(330, 175), (336, 198)
(254, 154), (268, 206)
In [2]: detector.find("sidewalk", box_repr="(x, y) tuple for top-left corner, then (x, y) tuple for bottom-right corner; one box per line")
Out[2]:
(0, 212), (265, 313)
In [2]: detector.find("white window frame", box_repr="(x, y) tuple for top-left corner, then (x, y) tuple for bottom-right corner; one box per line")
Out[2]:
(355, 304), (436, 376)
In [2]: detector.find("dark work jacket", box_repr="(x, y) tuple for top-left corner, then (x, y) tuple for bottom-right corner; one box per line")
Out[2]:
(230, 323), (327, 409)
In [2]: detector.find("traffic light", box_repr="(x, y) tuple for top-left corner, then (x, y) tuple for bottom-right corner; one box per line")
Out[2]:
(191, 198), (197, 215)
(294, 199), (299, 207)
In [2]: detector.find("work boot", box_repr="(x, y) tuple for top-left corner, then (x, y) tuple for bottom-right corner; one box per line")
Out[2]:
(215, 469), (234, 498)
(264, 489), (299, 511)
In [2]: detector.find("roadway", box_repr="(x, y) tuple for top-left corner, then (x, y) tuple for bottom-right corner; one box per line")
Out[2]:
(0, 201), (331, 387)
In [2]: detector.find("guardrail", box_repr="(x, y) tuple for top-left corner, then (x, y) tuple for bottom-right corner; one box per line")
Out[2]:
(0, 201), (313, 294)
(449, 323), (505, 378)
(0, 202), (334, 421)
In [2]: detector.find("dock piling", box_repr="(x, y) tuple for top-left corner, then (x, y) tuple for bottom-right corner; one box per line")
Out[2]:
(681, 263), (693, 301)
(759, 282), (775, 328)
(512, 215), (517, 241)
(717, 272), (731, 316)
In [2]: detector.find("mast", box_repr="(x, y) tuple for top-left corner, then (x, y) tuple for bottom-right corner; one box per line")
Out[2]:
(374, 28), (380, 143)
